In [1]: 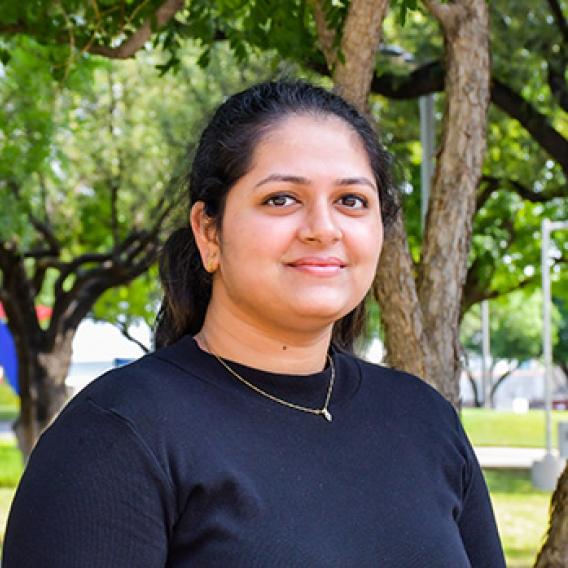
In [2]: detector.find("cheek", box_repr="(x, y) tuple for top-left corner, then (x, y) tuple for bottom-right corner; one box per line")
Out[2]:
(346, 219), (383, 264)
(219, 213), (293, 265)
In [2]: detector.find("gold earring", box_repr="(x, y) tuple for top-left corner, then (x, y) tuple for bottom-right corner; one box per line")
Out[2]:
(206, 257), (217, 273)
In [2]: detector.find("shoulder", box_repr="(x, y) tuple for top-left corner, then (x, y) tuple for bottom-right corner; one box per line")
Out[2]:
(70, 347), (185, 411)
(60, 338), (209, 443)
(345, 352), (460, 430)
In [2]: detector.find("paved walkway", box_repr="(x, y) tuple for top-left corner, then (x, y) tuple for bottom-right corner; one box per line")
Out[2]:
(1, 420), (564, 469)
(473, 446), (564, 469)
(0, 420), (15, 442)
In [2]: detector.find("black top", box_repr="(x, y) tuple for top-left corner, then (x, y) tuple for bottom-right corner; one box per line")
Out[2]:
(3, 336), (505, 567)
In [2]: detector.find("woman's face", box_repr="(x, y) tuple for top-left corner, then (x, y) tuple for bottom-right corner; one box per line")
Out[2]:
(194, 114), (384, 336)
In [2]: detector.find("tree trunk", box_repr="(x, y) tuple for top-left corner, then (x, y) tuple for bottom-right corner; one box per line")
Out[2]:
(535, 465), (568, 567)
(464, 368), (481, 408)
(312, 0), (490, 409)
(331, 0), (389, 111)
(375, 216), (433, 382)
(416, 0), (490, 405)
(13, 330), (73, 458)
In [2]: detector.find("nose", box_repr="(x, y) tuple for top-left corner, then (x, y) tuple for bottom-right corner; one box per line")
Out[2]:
(298, 200), (342, 245)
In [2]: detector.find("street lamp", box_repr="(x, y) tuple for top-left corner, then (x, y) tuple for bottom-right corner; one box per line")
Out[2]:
(532, 218), (568, 490)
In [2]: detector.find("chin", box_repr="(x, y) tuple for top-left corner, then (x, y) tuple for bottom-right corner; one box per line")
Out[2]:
(288, 299), (355, 323)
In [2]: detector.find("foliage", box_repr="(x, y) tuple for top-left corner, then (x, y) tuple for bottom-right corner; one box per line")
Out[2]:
(375, 1), (568, 313)
(461, 290), (561, 364)
(0, 37), (276, 333)
(553, 297), (568, 372)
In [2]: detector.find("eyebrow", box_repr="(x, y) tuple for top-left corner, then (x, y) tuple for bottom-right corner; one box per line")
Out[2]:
(254, 173), (377, 190)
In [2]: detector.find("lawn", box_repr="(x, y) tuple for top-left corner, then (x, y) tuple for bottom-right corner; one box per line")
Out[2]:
(462, 407), (568, 448)
(485, 469), (551, 568)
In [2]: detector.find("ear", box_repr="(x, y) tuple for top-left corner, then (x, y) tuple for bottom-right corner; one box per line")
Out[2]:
(190, 201), (220, 273)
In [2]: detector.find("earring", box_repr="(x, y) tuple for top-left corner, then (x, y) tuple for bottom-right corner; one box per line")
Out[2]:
(206, 256), (218, 273)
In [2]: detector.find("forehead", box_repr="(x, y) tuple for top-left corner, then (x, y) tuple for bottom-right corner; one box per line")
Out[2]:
(249, 114), (371, 174)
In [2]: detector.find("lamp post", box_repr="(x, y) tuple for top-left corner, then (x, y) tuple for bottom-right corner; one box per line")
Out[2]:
(532, 218), (568, 490)
(481, 300), (490, 408)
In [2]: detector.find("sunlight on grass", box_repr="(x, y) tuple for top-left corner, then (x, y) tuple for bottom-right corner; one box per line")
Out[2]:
(484, 469), (551, 568)
(0, 442), (23, 488)
(0, 487), (16, 549)
(462, 408), (568, 448)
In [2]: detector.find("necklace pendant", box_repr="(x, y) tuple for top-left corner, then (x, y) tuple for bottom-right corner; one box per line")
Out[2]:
(322, 408), (332, 422)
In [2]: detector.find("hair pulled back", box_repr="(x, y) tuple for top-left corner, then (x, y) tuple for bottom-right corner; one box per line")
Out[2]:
(155, 80), (398, 351)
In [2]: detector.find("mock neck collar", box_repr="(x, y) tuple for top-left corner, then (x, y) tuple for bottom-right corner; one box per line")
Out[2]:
(157, 335), (361, 412)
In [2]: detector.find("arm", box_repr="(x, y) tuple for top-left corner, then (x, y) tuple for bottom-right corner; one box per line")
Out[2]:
(454, 413), (506, 568)
(3, 398), (176, 567)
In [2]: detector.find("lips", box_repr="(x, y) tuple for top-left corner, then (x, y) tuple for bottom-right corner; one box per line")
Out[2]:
(288, 257), (346, 268)
(286, 257), (347, 276)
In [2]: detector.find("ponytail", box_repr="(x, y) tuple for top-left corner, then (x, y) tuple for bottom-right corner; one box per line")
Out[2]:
(154, 227), (211, 348)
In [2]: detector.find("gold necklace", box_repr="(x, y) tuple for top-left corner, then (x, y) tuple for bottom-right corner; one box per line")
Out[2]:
(205, 341), (335, 422)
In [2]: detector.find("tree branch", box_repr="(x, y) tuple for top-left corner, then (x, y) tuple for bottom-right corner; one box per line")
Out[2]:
(29, 216), (61, 256)
(87, 0), (185, 59)
(421, 0), (455, 28)
(490, 361), (520, 401)
(0, 242), (42, 337)
(476, 176), (500, 211)
(308, 0), (338, 70)
(547, 0), (568, 44)
(491, 77), (568, 177)
(481, 175), (568, 203)
(115, 320), (150, 353)
(462, 274), (536, 316)
(547, 61), (568, 113)
(371, 61), (444, 99)
(366, 61), (568, 177)
(332, 0), (389, 111)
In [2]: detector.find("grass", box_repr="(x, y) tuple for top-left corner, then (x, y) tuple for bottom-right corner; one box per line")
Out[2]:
(461, 407), (568, 448)
(485, 469), (551, 568)
(0, 383), (18, 422)
(0, 442), (23, 488)
(0, 487), (17, 549)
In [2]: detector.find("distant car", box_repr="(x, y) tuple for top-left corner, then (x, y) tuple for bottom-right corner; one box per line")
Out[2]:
(552, 399), (568, 411)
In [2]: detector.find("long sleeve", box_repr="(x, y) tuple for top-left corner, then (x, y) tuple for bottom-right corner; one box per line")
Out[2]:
(2, 398), (177, 568)
(455, 413), (506, 567)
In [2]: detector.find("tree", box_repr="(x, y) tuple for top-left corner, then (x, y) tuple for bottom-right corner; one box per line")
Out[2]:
(461, 291), (561, 406)
(4, 0), (568, 562)
(0, 37), (273, 456)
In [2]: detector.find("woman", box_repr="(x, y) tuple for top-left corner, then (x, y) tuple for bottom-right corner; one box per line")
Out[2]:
(3, 80), (505, 567)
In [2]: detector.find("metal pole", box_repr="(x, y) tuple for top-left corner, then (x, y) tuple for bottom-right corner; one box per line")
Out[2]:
(481, 300), (490, 408)
(542, 219), (568, 455)
(419, 94), (435, 232)
(542, 219), (553, 455)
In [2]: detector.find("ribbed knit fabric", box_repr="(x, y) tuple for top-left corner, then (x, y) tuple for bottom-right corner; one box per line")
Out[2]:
(3, 336), (505, 567)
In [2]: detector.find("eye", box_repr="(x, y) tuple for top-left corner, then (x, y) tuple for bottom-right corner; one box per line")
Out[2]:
(263, 193), (298, 207)
(338, 194), (368, 209)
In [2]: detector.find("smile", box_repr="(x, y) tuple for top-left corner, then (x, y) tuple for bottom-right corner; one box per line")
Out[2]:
(286, 257), (346, 276)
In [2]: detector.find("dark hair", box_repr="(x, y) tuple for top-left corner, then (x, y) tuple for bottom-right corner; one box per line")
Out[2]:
(155, 80), (398, 351)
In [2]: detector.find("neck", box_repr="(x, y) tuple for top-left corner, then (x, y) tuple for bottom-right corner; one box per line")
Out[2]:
(195, 302), (333, 375)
